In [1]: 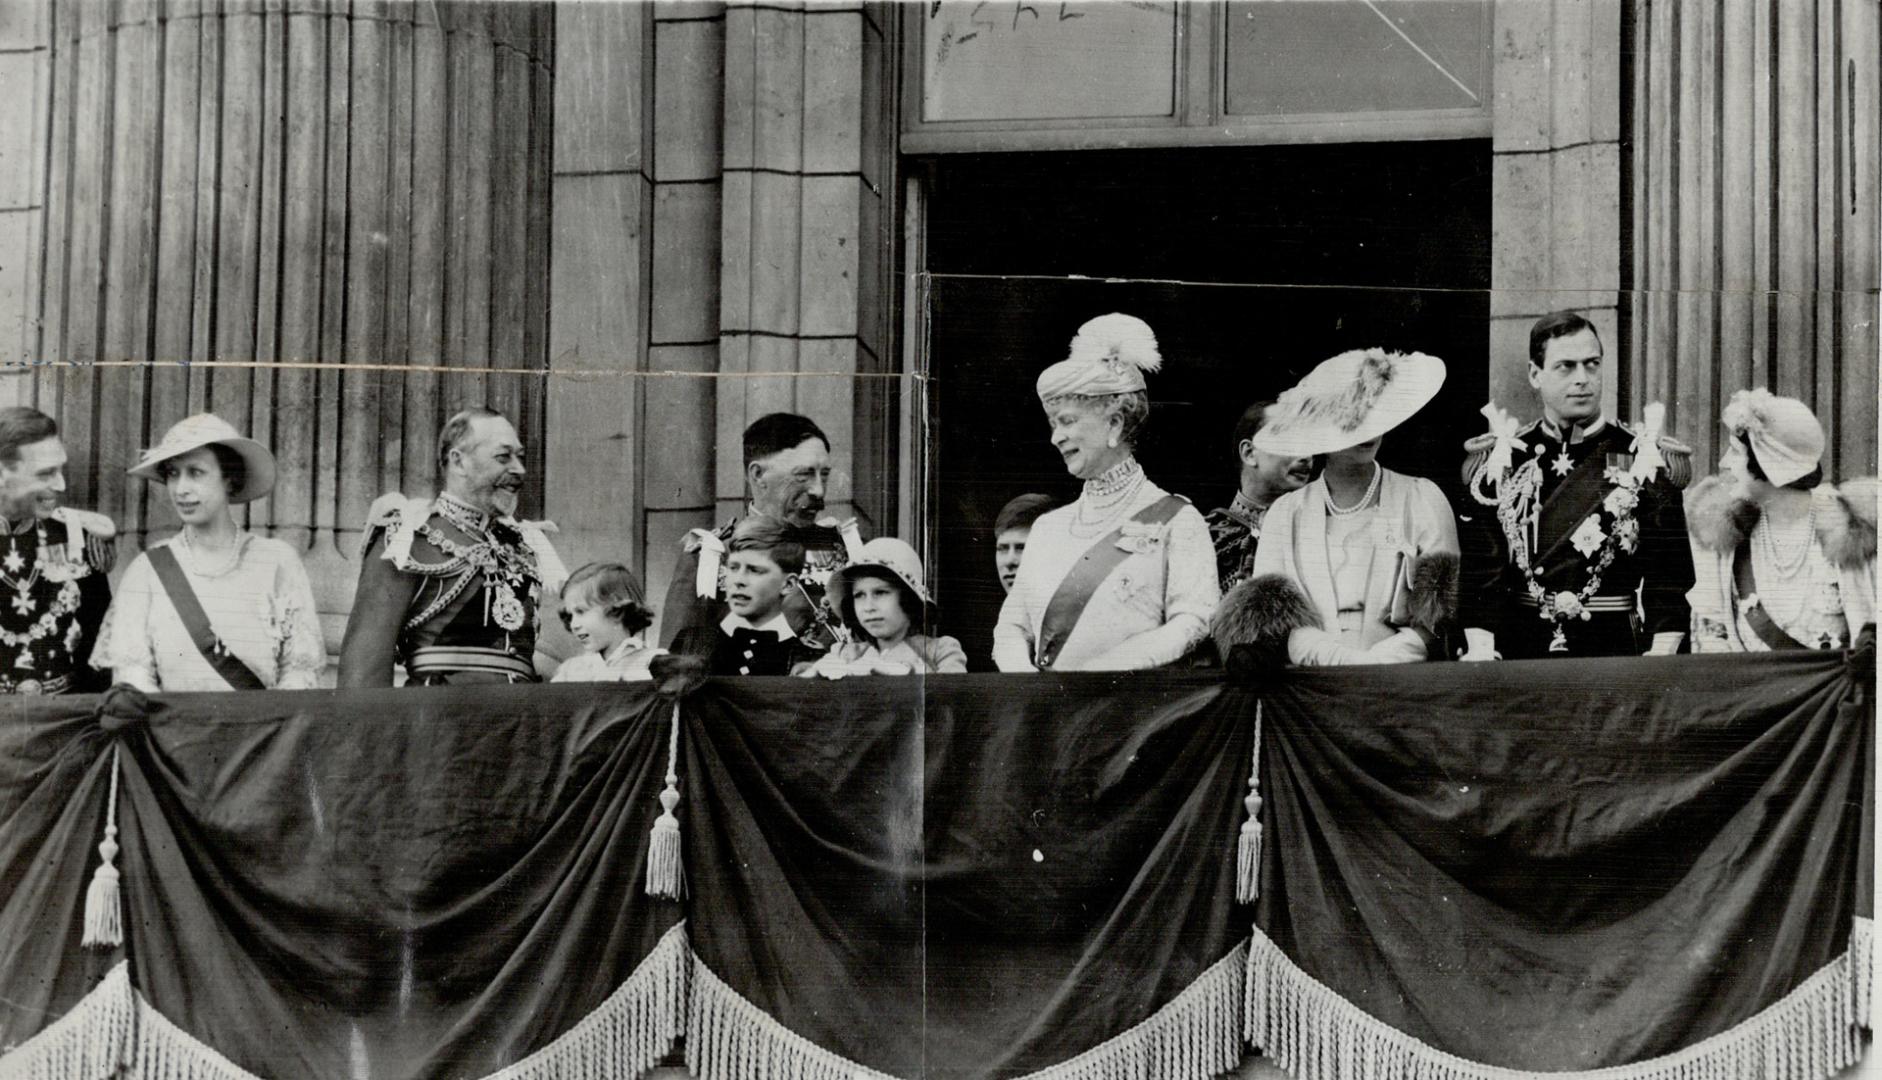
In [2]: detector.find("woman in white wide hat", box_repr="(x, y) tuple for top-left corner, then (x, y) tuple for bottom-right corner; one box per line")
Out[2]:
(92, 414), (326, 691)
(1684, 389), (1875, 652)
(992, 313), (1220, 671)
(1244, 348), (1459, 665)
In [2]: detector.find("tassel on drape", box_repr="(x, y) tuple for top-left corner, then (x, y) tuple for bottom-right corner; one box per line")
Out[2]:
(647, 701), (685, 899)
(1236, 703), (1262, 904)
(82, 745), (123, 949)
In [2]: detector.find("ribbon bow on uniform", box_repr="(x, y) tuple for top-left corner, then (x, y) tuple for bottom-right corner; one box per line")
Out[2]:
(1630, 402), (1668, 483)
(1480, 402), (1524, 482)
(684, 529), (727, 599)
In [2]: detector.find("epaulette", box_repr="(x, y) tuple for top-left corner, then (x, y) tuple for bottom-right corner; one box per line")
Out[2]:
(1461, 432), (1498, 485)
(1658, 436), (1693, 489)
(51, 507), (117, 573)
(361, 493), (434, 565)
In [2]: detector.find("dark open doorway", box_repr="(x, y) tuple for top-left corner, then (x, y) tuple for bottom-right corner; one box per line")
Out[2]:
(920, 142), (1493, 667)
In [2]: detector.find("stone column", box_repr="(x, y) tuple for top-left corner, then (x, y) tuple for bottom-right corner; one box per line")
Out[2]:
(1488, 0), (1623, 424)
(27, 0), (554, 650)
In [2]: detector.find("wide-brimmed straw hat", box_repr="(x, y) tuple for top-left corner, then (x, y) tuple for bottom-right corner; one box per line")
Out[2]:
(827, 538), (936, 630)
(1251, 348), (1446, 458)
(1721, 388), (1824, 487)
(128, 413), (277, 503)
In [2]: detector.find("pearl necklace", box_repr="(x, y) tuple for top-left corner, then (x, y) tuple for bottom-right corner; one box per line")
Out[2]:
(1324, 463), (1382, 517)
(1070, 458), (1146, 537)
(1754, 503), (1816, 580)
(177, 529), (247, 578)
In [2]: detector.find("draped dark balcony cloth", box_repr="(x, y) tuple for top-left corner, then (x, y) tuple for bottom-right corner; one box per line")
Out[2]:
(1249, 649), (1874, 1080)
(0, 650), (1872, 1080)
(0, 685), (688, 1080)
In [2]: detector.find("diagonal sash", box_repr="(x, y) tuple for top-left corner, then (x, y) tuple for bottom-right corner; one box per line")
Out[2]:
(1731, 539), (1809, 651)
(145, 545), (269, 690)
(1035, 495), (1187, 669)
(1533, 449), (1613, 569)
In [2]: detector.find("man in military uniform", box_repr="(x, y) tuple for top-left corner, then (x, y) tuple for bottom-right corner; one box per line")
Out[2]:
(659, 413), (858, 651)
(338, 407), (566, 686)
(1459, 311), (1693, 659)
(0, 407), (114, 695)
(1205, 399), (1311, 591)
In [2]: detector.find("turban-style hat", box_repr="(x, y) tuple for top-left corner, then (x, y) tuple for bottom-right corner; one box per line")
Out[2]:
(1721, 388), (1824, 487)
(1035, 313), (1163, 403)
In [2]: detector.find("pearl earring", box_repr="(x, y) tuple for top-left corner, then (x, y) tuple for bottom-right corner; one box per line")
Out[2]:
(1107, 435), (1118, 449)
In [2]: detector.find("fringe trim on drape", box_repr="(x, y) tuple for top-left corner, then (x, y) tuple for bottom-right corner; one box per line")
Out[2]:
(0, 960), (255, 1080)
(1245, 925), (1871, 1080)
(0, 924), (692, 1080)
(1852, 915), (1872, 1032)
(1014, 940), (1249, 1080)
(687, 952), (903, 1080)
(486, 919), (689, 1079)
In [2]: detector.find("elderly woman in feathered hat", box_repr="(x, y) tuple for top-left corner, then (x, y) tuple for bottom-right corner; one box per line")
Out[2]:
(92, 414), (326, 691)
(991, 314), (1220, 672)
(1685, 390), (1875, 652)
(1220, 349), (1460, 665)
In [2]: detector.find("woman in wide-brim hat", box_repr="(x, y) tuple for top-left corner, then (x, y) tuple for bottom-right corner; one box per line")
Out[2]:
(1684, 389), (1875, 652)
(92, 414), (326, 691)
(1243, 348), (1460, 665)
(991, 313), (1220, 672)
(804, 537), (967, 676)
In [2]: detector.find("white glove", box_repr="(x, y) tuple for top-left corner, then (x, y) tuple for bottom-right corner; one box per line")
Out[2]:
(1643, 632), (1684, 657)
(1460, 627), (1500, 662)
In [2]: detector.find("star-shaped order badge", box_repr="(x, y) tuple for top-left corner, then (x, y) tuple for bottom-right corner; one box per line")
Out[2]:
(3, 547), (22, 575)
(1552, 451), (1575, 477)
(1570, 515), (1606, 557)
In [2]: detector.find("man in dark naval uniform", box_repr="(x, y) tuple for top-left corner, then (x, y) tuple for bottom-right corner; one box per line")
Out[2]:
(659, 412), (858, 651)
(338, 407), (566, 686)
(1459, 311), (1694, 659)
(1204, 400), (1311, 591)
(0, 407), (114, 695)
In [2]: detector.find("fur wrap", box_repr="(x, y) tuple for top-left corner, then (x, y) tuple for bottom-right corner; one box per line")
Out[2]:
(1816, 477), (1878, 570)
(1406, 550), (1460, 636)
(1687, 474), (1877, 571)
(1212, 574), (1321, 655)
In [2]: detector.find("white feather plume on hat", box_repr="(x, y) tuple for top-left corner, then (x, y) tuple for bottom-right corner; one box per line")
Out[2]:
(1037, 313), (1163, 402)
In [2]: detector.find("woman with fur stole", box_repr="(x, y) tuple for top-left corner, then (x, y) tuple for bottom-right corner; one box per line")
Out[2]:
(1684, 389), (1875, 652)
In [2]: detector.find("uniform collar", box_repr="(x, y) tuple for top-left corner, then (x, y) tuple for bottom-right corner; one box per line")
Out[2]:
(720, 611), (796, 641)
(1537, 416), (1607, 444)
(0, 515), (37, 536)
(435, 492), (495, 534)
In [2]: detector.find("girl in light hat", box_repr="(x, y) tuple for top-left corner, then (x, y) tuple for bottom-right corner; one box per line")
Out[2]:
(991, 313), (1220, 671)
(91, 414), (326, 691)
(802, 537), (967, 676)
(1242, 348), (1460, 664)
(1685, 389), (1875, 652)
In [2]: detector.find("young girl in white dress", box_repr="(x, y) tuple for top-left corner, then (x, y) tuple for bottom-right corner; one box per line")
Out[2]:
(803, 538), (966, 677)
(551, 562), (665, 682)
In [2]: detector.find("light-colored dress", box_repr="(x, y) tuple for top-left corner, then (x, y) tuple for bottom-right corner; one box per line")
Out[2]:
(1688, 481), (1877, 653)
(1252, 468), (1458, 665)
(551, 636), (665, 682)
(92, 533), (326, 691)
(803, 634), (968, 677)
(993, 462), (1219, 672)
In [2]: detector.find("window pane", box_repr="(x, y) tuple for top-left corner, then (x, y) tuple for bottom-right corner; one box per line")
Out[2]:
(1225, 0), (1490, 117)
(921, 0), (1179, 123)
